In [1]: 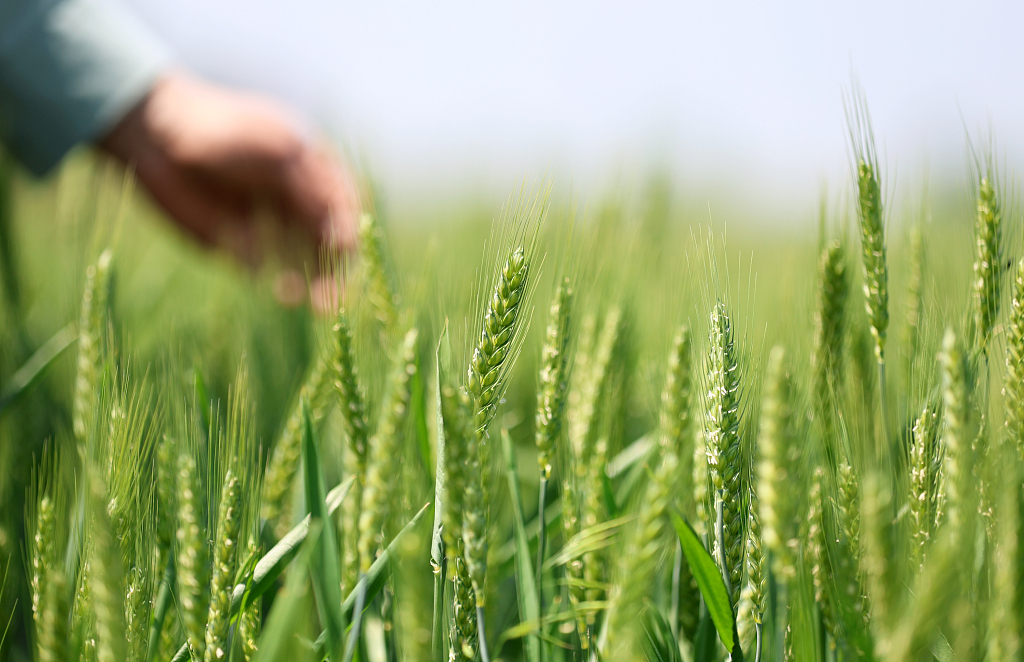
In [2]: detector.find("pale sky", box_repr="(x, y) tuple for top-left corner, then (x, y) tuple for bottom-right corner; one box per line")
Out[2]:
(127, 0), (1024, 223)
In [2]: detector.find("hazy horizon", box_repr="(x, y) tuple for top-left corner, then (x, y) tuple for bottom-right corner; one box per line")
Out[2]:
(125, 0), (1024, 226)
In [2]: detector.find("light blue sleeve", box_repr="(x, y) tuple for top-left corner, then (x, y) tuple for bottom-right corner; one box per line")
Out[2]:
(0, 0), (173, 175)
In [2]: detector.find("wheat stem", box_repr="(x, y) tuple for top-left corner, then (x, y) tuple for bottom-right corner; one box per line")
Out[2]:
(145, 551), (175, 662)
(476, 605), (492, 662)
(343, 574), (368, 662)
(535, 475), (547, 635)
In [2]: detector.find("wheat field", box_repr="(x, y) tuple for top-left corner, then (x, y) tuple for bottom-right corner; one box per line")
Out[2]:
(0, 105), (1020, 662)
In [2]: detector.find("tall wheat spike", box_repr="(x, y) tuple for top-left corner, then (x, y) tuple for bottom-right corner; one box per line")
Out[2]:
(462, 242), (532, 623)
(124, 567), (148, 661)
(746, 489), (767, 662)
(333, 310), (370, 595)
(905, 222), (925, 366)
(845, 97), (889, 367)
(176, 451), (208, 659)
(908, 402), (941, 566)
(359, 213), (401, 330)
(561, 464), (587, 645)
(88, 473), (127, 662)
(659, 324), (698, 639)
(973, 174), (1003, 353)
(757, 346), (799, 579)
(570, 308), (621, 468)
(705, 300), (746, 609)
(836, 461), (860, 562)
(693, 426), (711, 540)
(467, 244), (531, 481)
(562, 308), (594, 644)
(938, 329), (969, 534)
(806, 466), (837, 646)
(812, 240), (848, 457)
(580, 307), (624, 623)
(535, 278), (573, 482)
(72, 552), (96, 660)
(74, 249), (113, 443)
(1004, 259), (1024, 458)
(358, 328), (418, 573)
(36, 566), (69, 662)
(31, 494), (57, 623)
(660, 325), (695, 461)
(204, 470), (242, 662)
(860, 473), (892, 633)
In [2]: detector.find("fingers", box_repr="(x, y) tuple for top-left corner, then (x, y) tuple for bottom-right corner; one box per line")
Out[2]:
(280, 144), (360, 253)
(100, 70), (361, 307)
(146, 74), (361, 254)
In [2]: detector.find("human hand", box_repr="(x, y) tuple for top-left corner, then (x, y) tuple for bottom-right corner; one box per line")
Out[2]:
(99, 70), (358, 307)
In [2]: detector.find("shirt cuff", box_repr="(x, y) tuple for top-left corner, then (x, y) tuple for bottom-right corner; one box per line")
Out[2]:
(0, 0), (174, 175)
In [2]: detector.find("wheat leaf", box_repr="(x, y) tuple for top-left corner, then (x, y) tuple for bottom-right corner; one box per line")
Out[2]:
(670, 511), (735, 653)
(302, 401), (345, 659)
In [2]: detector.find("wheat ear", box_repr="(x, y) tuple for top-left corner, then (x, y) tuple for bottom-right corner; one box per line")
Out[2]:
(1004, 259), (1024, 458)
(358, 328), (418, 573)
(705, 301), (746, 609)
(36, 566), (69, 662)
(757, 346), (798, 580)
(175, 451), (208, 659)
(359, 213), (400, 330)
(938, 329), (969, 534)
(973, 174), (1004, 353)
(746, 489), (767, 662)
(204, 470), (242, 662)
(908, 402), (941, 567)
(31, 494), (57, 623)
(812, 241), (848, 456)
(333, 310), (370, 595)
(73, 249), (113, 443)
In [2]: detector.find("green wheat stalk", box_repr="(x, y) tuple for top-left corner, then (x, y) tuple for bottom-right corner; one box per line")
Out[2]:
(261, 330), (338, 537)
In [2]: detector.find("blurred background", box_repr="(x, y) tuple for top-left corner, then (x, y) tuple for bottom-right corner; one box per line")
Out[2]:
(124, 0), (1024, 227)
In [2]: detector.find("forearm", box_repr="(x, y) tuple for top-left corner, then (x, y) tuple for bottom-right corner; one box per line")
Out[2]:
(0, 0), (172, 175)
